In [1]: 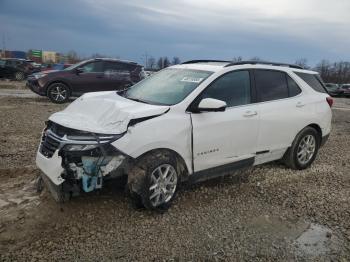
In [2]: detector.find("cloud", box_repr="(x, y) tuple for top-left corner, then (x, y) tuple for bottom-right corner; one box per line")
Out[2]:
(1, 0), (349, 64)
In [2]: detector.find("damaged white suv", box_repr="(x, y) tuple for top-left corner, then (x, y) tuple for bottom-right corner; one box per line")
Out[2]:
(36, 60), (333, 211)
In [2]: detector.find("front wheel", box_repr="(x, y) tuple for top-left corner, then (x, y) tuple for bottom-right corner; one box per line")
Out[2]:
(283, 127), (320, 170)
(47, 83), (70, 103)
(127, 152), (179, 211)
(14, 71), (25, 81)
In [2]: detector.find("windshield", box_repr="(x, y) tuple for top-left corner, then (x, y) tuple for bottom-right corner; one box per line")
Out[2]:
(64, 61), (86, 71)
(124, 68), (213, 105)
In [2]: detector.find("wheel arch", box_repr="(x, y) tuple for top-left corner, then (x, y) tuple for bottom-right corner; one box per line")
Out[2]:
(134, 148), (190, 181)
(306, 123), (322, 142)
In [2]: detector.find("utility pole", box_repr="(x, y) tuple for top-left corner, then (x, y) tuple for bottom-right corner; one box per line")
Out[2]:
(2, 33), (6, 58)
(141, 52), (149, 69)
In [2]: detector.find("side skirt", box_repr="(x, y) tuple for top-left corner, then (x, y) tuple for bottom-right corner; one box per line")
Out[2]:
(188, 157), (254, 184)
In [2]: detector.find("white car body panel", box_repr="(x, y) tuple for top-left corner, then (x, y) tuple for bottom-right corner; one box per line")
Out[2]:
(36, 150), (64, 185)
(36, 62), (333, 188)
(191, 104), (259, 172)
(49, 91), (169, 134)
(111, 108), (193, 173)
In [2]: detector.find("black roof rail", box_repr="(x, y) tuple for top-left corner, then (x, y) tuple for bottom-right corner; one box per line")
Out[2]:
(182, 59), (231, 64)
(224, 60), (303, 69)
(93, 57), (137, 64)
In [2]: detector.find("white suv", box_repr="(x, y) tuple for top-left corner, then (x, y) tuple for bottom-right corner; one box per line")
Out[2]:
(36, 60), (333, 211)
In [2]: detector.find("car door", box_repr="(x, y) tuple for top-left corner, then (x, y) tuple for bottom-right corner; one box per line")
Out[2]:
(102, 61), (132, 90)
(3, 60), (17, 78)
(253, 69), (306, 164)
(70, 61), (105, 94)
(190, 70), (259, 172)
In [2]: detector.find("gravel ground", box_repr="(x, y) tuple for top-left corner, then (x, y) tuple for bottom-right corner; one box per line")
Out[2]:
(0, 80), (27, 90)
(0, 92), (349, 261)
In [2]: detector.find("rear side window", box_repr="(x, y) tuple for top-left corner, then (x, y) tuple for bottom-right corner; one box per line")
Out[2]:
(287, 75), (302, 97)
(254, 70), (288, 102)
(294, 72), (327, 93)
(104, 62), (134, 71)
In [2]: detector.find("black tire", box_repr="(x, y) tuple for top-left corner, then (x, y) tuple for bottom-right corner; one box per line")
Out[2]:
(47, 83), (70, 104)
(127, 151), (179, 212)
(283, 127), (320, 170)
(14, 71), (25, 81)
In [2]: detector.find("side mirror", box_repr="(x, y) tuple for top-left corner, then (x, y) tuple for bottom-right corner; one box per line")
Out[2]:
(76, 67), (84, 74)
(197, 98), (227, 112)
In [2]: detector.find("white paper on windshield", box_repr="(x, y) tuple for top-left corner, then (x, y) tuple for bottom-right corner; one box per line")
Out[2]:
(180, 77), (204, 83)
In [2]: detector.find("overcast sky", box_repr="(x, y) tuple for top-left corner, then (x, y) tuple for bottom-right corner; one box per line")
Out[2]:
(1, 0), (349, 65)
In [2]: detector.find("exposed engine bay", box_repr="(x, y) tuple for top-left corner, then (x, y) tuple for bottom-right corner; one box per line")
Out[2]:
(38, 121), (131, 201)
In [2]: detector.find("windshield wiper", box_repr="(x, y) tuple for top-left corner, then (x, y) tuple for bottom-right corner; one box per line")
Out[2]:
(126, 97), (150, 104)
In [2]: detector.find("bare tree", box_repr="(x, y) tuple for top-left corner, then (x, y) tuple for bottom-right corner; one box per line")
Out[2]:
(250, 56), (263, 61)
(157, 57), (171, 69)
(172, 56), (181, 65)
(157, 57), (164, 69)
(231, 56), (243, 62)
(66, 50), (80, 63)
(163, 57), (170, 67)
(295, 58), (310, 69)
(147, 57), (156, 69)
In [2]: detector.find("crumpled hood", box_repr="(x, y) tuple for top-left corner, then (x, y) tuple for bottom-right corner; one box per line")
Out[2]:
(49, 91), (170, 134)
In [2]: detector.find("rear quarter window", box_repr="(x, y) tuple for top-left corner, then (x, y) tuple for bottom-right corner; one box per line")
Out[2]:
(294, 72), (327, 93)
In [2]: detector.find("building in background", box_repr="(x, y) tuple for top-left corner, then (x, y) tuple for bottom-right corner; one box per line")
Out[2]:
(42, 51), (57, 63)
(28, 49), (42, 63)
(0, 50), (26, 59)
(11, 50), (26, 59)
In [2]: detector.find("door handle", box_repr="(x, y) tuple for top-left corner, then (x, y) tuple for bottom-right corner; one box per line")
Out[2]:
(296, 102), (305, 108)
(243, 110), (258, 117)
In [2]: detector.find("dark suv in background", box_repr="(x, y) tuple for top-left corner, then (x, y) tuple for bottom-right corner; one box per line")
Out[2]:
(0, 58), (40, 80)
(27, 58), (145, 103)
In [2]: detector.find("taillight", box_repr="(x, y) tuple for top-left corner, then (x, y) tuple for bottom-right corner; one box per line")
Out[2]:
(326, 97), (333, 108)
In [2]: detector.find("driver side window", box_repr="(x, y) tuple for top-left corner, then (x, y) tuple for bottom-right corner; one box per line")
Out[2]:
(201, 70), (251, 107)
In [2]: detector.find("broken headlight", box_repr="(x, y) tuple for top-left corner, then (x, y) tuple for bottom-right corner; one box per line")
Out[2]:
(63, 144), (99, 151)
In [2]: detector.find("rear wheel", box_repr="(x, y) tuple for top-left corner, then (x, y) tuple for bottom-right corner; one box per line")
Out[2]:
(14, 71), (25, 81)
(47, 83), (70, 103)
(283, 127), (320, 170)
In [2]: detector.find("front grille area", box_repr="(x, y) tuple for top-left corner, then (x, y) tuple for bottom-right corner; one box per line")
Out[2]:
(48, 121), (90, 137)
(40, 131), (60, 158)
(39, 121), (120, 158)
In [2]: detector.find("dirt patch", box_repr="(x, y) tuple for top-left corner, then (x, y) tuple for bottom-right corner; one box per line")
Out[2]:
(0, 80), (27, 90)
(0, 96), (349, 261)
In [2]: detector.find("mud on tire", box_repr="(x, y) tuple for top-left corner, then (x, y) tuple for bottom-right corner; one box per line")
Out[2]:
(127, 151), (180, 211)
(283, 126), (320, 170)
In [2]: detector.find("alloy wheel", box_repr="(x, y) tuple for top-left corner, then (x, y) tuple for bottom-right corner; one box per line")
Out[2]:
(149, 164), (178, 207)
(297, 134), (316, 165)
(50, 86), (67, 102)
(15, 72), (24, 81)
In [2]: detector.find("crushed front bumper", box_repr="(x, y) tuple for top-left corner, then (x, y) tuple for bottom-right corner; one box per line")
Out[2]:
(35, 122), (130, 201)
(36, 150), (65, 185)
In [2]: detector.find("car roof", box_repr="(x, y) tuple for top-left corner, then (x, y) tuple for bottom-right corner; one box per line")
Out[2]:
(172, 60), (318, 74)
(88, 57), (139, 65)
